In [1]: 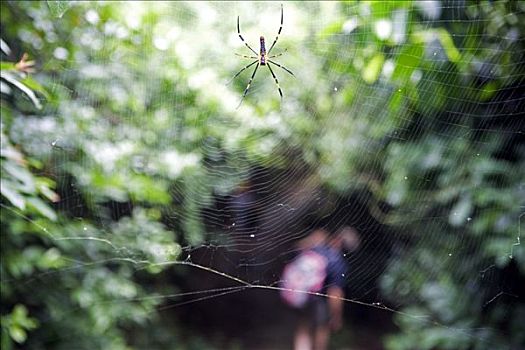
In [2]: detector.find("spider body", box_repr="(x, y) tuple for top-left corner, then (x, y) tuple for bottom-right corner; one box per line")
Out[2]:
(259, 36), (267, 65)
(231, 4), (294, 107)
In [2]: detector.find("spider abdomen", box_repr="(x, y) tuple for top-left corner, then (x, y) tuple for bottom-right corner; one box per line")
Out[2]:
(259, 36), (266, 65)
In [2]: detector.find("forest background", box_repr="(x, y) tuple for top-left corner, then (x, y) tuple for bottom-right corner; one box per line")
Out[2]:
(1, 1), (524, 349)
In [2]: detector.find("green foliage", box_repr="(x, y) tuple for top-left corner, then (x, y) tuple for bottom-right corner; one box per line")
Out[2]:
(1, 305), (39, 349)
(1, 2), (189, 347)
(1, 1), (524, 349)
(312, 1), (524, 349)
(46, 0), (71, 19)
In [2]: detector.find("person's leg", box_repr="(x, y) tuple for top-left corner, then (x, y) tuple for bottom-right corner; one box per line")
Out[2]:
(294, 319), (312, 350)
(314, 325), (330, 350)
(311, 297), (331, 350)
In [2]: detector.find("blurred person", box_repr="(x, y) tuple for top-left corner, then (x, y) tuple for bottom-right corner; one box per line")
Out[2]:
(230, 179), (259, 237)
(281, 227), (360, 350)
(229, 179), (262, 279)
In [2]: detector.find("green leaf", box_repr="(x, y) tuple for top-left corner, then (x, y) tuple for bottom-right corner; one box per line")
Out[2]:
(8, 326), (26, 344)
(392, 43), (423, 82)
(0, 62), (16, 71)
(38, 184), (59, 202)
(0, 72), (42, 109)
(26, 197), (57, 221)
(370, 1), (395, 18)
(2, 162), (36, 193)
(5, 305), (38, 344)
(362, 53), (385, 84)
(389, 88), (404, 114)
(38, 248), (66, 269)
(1, 326), (13, 350)
(47, 0), (71, 18)
(128, 176), (171, 204)
(449, 195), (472, 227)
(479, 81), (498, 101)
(0, 180), (26, 210)
(437, 28), (461, 63)
(318, 20), (345, 37)
(21, 77), (50, 100)
(12, 305), (38, 330)
(0, 39), (12, 55)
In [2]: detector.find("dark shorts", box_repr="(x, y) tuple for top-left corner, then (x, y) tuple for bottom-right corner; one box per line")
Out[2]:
(294, 296), (330, 328)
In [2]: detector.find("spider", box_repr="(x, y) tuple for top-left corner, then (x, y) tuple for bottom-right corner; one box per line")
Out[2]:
(230, 3), (294, 107)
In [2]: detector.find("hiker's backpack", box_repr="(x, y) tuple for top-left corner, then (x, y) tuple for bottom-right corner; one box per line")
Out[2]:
(280, 249), (328, 308)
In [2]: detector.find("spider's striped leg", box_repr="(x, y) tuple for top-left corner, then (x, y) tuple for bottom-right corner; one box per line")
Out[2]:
(237, 16), (258, 55)
(267, 3), (283, 54)
(268, 59), (294, 77)
(237, 62), (260, 108)
(235, 53), (258, 59)
(266, 63), (283, 101)
(227, 60), (258, 85)
(268, 48), (287, 59)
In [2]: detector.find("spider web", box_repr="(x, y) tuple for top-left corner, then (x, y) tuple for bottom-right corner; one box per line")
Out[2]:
(3, 1), (524, 349)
